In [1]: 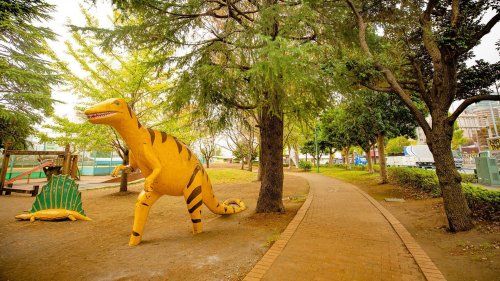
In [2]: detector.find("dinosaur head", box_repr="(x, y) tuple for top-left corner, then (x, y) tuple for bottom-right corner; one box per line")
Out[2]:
(84, 98), (132, 125)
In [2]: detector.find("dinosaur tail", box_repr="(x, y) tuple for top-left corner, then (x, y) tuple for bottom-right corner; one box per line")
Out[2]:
(201, 173), (246, 215)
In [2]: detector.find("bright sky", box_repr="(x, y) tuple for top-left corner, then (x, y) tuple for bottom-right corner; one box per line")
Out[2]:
(47, 0), (113, 121)
(45, 1), (499, 120)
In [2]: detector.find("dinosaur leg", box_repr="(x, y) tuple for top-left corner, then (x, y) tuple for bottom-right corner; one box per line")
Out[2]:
(183, 168), (203, 234)
(129, 190), (161, 246)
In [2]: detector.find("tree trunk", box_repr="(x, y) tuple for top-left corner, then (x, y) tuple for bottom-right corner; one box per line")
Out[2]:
(240, 158), (245, 170)
(365, 148), (374, 173)
(428, 120), (474, 231)
(256, 108), (285, 213)
(287, 145), (292, 170)
(206, 157), (210, 168)
(119, 149), (129, 192)
(377, 134), (388, 183)
(343, 146), (350, 168)
(257, 135), (262, 181)
(328, 148), (334, 166)
(247, 153), (253, 172)
(293, 145), (300, 168)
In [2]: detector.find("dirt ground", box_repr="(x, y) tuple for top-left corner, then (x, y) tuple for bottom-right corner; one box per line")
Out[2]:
(355, 179), (499, 281)
(0, 174), (309, 281)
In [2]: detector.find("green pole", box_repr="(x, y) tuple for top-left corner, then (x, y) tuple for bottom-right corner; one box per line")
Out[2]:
(8, 155), (15, 179)
(80, 150), (85, 175)
(315, 126), (319, 173)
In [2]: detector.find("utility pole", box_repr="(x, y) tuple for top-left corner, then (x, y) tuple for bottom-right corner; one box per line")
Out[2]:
(314, 126), (319, 173)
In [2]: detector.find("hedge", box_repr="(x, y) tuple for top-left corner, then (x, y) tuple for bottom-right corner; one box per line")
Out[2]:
(387, 167), (498, 221)
(298, 160), (312, 171)
(328, 163), (379, 172)
(462, 183), (500, 221)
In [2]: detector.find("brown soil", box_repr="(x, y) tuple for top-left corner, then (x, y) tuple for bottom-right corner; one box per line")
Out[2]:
(102, 172), (144, 183)
(0, 174), (309, 281)
(353, 178), (499, 281)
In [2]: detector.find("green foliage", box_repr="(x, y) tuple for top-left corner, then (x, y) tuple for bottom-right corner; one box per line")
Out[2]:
(105, 1), (332, 130)
(205, 168), (256, 184)
(387, 167), (497, 221)
(300, 137), (330, 160)
(328, 163), (370, 172)
(452, 125), (470, 150)
(386, 136), (413, 155)
(461, 173), (478, 184)
(0, 0), (59, 147)
(462, 183), (499, 221)
(299, 160), (312, 171)
(320, 91), (418, 156)
(387, 167), (441, 196)
(46, 10), (198, 154)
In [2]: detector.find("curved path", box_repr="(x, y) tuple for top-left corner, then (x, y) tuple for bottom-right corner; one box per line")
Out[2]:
(245, 172), (446, 281)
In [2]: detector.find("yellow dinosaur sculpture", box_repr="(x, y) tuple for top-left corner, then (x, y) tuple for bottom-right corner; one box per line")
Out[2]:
(84, 98), (246, 246)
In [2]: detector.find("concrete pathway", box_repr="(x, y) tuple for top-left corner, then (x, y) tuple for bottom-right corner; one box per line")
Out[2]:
(256, 173), (429, 281)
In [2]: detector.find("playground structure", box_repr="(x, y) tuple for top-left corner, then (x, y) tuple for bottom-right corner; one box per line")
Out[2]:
(0, 143), (79, 196)
(15, 175), (91, 222)
(85, 98), (246, 246)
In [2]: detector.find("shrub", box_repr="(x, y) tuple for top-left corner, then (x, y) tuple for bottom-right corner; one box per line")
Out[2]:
(387, 167), (440, 196)
(387, 166), (499, 221)
(460, 173), (478, 183)
(462, 183), (500, 221)
(299, 160), (312, 171)
(331, 163), (348, 169)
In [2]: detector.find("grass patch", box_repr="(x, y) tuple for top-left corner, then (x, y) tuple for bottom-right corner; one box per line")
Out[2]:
(318, 166), (404, 201)
(206, 168), (256, 184)
(319, 167), (380, 185)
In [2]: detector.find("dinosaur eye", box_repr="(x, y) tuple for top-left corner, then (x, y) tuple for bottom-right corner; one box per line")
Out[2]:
(114, 101), (120, 106)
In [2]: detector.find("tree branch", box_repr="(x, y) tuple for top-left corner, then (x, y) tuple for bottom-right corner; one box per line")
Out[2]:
(360, 82), (393, 93)
(465, 12), (500, 53)
(451, 0), (459, 28)
(345, 0), (432, 136)
(448, 95), (500, 123)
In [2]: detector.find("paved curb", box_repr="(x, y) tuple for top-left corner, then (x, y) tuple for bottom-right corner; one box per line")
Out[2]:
(350, 184), (447, 281)
(243, 189), (314, 281)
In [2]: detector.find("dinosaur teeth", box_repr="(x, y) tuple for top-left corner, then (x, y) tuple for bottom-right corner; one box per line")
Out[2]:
(86, 112), (116, 119)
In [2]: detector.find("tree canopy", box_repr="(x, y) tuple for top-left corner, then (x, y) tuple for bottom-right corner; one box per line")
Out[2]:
(0, 0), (59, 148)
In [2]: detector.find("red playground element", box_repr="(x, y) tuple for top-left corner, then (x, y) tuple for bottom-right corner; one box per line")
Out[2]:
(5, 160), (55, 185)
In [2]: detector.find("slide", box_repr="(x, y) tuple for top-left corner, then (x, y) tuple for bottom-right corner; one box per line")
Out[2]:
(5, 160), (54, 185)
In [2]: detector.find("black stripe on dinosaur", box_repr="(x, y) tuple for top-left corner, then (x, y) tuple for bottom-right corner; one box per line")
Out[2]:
(137, 120), (142, 129)
(127, 104), (133, 118)
(173, 137), (182, 153)
(186, 186), (202, 204)
(147, 128), (155, 144)
(188, 200), (203, 213)
(186, 165), (200, 188)
(191, 219), (201, 223)
(160, 131), (167, 143)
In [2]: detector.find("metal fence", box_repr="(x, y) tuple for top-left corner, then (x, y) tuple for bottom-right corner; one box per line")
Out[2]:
(0, 150), (122, 182)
